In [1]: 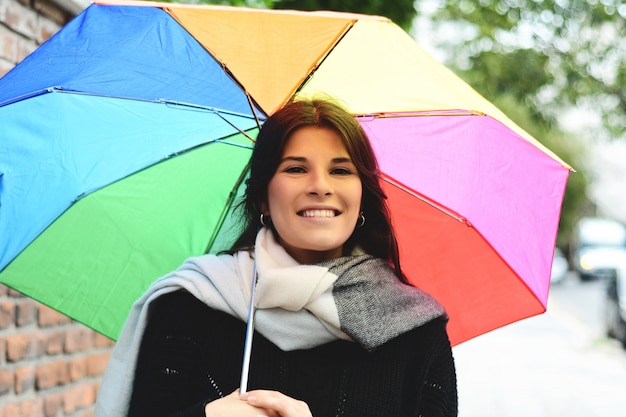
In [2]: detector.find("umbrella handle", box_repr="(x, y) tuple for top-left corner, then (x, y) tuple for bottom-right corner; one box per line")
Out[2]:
(239, 258), (258, 394)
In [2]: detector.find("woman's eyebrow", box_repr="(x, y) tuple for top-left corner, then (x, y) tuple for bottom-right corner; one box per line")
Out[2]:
(280, 156), (353, 163)
(331, 157), (353, 164)
(280, 156), (306, 163)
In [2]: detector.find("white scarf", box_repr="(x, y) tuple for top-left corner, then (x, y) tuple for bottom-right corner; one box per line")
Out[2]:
(95, 228), (445, 416)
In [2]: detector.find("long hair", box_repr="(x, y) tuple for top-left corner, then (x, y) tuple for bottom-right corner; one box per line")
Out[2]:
(227, 98), (407, 283)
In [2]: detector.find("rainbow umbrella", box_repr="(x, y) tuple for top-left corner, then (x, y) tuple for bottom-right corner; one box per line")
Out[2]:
(0, 0), (571, 345)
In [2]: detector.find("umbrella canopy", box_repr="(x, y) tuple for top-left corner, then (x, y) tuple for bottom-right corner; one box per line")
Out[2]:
(0, 0), (571, 345)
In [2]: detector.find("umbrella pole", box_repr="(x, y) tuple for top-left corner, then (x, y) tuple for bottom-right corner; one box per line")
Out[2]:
(239, 258), (258, 394)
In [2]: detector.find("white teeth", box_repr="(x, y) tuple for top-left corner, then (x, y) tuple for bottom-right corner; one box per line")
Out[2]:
(301, 209), (336, 218)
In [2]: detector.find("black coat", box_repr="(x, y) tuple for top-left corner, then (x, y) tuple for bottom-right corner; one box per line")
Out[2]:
(128, 290), (457, 417)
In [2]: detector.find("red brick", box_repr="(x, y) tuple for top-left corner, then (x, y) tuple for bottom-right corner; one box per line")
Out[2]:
(35, 397), (45, 417)
(0, 58), (13, 77)
(94, 332), (115, 348)
(15, 35), (37, 63)
(6, 334), (28, 362)
(0, 369), (13, 396)
(38, 15), (62, 43)
(81, 382), (98, 407)
(64, 327), (94, 353)
(38, 304), (70, 327)
(0, 299), (15, 329)
(0, 284), (8, 296)
(36, 360), (69, 390)
(6, 332), (46, 362)
(33, 0), (70, 26)
(69, 356), (87, 381)
(62, 386), (79, 414)
(4, 403), (19, 417)
(4, 0), (38, 40)
(7, 287), (24, 298)
(93, 379), (102, 395)
(14, 366), (35, 394)
(43, 392), (62, 417)
(45, 330), (64, 355)
(16, 298), (37, 327)
(63, 383), (96, 413)
(86, 352), (110, 377)
(4, 398), (43, 417)
(0, 26), (17, 60)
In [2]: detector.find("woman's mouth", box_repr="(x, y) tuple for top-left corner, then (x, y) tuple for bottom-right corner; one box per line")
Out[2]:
(298, 209), (339, 218)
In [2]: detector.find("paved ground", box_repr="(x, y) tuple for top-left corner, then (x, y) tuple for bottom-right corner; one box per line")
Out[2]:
(453, 283), (626, 417)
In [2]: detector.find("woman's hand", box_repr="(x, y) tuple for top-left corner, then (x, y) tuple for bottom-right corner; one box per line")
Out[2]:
(240, 390), (313, 417)
(205, 391), (275, 417)
(204, 390), (312, 417)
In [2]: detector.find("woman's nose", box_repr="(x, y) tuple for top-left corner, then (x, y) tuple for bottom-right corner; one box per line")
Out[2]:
(306, 171), (332, 196)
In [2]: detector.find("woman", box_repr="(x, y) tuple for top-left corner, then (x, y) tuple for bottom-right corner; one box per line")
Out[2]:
(95, 98), (458, 417)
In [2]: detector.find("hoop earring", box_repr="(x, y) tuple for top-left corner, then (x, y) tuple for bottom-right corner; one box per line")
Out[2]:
(358, 212), (366, 227)
(260, 213), (266, 226)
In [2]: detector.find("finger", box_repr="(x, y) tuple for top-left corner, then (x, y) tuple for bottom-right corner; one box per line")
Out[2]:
(244, 390), (312, 417)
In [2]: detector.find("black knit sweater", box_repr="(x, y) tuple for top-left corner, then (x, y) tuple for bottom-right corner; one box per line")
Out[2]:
(128, 290), (457, 417)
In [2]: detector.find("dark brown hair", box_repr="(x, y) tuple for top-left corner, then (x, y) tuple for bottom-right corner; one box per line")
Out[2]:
(228, 98), (407, 283)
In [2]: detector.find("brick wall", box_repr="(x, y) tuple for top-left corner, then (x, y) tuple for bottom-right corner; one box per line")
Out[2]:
(0, 284), (114, 417)
(0, 0), (76, 76)
(1, 0), (116, 415)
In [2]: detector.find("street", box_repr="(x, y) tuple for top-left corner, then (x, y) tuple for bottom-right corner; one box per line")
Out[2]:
(453, 274), (626, 417)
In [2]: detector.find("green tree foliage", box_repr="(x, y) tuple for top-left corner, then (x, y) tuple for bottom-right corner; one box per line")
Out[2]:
(272, 0), (417, 30)
(429, 0), (626, 137)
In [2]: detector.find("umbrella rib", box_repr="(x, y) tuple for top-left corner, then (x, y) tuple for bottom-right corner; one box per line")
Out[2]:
(245, 91), (263, 134)
(292, 20), (358, 99)
(381, 175), (471, 226)
(159, 98), (261, 120)
(0, 87), (57, 107)
(67, 137), (252, 203)
(204, 161), (252, 255)
(15, 86), (261, 121)
(15, 87), (261, 145)
(213, 112), (257, 143)
(355, 110), (487, 120)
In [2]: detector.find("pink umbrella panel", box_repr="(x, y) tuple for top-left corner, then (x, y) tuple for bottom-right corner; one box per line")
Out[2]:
(360, 112), (569, 345)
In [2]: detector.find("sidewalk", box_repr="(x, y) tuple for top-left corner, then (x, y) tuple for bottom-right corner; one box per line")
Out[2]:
(453, 297), (626, 417)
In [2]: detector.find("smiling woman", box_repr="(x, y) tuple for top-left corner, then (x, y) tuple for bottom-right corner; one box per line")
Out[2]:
(95, 98), (458, 417)
(262, 125), (363, 264)
(233, 99), (407, 281)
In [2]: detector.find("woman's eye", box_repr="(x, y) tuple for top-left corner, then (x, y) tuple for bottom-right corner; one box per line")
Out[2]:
(331, 167), (354, 175)
(284, 166), (306, 173)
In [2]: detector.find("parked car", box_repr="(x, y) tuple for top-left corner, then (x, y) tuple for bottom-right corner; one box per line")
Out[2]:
(605, 263), (626, 347)
(570, 217), (626, 281)
(550, 247), (568, 284)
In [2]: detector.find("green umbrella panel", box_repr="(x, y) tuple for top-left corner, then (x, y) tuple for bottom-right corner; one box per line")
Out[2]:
(1, 130), (255, 340)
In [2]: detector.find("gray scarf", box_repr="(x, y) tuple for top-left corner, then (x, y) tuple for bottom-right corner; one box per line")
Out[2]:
(324, 254), (446, 350)
(95, 228), (445, 417)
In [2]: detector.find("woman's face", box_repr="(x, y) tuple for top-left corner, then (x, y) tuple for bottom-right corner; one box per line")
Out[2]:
(263, 126), (363, 264)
